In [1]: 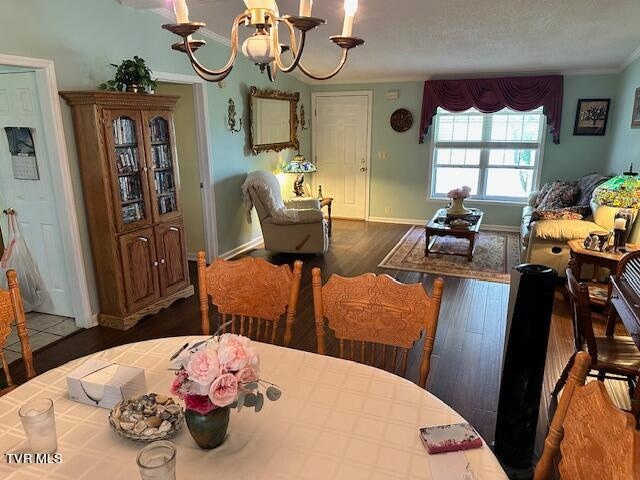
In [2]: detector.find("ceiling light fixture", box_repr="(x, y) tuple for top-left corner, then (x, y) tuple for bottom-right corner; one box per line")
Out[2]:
(162, 0), (364, 82)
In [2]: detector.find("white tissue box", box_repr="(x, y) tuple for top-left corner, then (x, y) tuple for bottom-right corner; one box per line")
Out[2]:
(66, 359), (147, 409)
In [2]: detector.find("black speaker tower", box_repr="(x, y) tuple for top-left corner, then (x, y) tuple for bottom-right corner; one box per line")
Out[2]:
(494, 263), (557, 477)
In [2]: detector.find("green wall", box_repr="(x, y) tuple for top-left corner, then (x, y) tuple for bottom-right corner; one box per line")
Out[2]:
(312, 74), (617, 226)
(0, 0), (310, 313)
(607, 56), (640, 174)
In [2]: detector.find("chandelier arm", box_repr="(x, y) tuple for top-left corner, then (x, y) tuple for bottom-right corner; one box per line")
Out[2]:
(190, 60), (234, 83)
(273, 19), (306, 73)
(182, 12), (248, 77)
(297, 49), (349, 81)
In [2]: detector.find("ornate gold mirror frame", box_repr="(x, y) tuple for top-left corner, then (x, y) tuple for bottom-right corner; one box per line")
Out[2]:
(248, 86), (299, 154)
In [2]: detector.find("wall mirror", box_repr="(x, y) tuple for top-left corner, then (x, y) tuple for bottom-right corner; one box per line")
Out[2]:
(249, 86), (299, 154)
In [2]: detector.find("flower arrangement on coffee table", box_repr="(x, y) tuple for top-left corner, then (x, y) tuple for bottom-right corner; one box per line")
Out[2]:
(169, 333), (281, 449)
(446, 186), (472, 216)
(447, 186), (471, 200)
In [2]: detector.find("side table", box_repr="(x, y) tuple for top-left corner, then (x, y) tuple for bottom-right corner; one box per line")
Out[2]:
(320, 197), (333, 236)
(567, 239), (640, 309)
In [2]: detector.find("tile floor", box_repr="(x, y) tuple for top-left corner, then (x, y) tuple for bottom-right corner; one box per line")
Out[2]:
(4, 312), (80, 365)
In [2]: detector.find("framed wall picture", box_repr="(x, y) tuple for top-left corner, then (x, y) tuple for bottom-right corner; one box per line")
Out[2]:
(573, 99), (611, 136)
(632, 87), (640, 128)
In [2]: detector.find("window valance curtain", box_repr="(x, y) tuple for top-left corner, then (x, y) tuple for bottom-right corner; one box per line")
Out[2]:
(419, 75), (563, 144)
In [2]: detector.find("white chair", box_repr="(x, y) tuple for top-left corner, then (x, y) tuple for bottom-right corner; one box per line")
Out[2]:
(242, 171), (329, 254)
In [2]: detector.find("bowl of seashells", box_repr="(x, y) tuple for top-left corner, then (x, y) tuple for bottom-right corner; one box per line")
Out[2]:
(108, 393), (184, 442)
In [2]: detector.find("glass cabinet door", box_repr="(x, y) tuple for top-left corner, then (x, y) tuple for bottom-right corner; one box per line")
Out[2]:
(144, 112), (180, 222)
(105, 110), (151, 232)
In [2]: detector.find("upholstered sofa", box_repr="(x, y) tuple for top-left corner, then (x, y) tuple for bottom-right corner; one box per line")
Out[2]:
(242, 170), (329, 254)
(520, 192), (640, 275)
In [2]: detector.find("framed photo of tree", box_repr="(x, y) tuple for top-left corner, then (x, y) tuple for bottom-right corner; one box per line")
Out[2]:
(631, 88), (640, 128)
(573, 98), (611, 136)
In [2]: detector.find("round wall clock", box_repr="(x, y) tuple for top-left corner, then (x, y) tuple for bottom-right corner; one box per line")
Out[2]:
(390, 108), (413, 132)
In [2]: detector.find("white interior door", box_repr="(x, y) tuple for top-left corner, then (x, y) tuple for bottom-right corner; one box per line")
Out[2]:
(313, 93), (370, 219)
(0, 71), (74, 317)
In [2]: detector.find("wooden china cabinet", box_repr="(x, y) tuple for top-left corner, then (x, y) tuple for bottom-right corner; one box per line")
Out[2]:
(60, 91), (193, 330)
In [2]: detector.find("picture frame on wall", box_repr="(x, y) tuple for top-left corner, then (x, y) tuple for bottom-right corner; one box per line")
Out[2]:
(632, 87), (640, 128)
(573, 98), (611, 136)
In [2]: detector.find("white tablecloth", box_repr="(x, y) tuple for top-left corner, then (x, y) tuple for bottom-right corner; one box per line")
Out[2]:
(0, 336), (507, 479)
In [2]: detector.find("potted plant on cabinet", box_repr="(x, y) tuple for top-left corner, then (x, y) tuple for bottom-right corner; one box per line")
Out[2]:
(99, 56), (157, 93)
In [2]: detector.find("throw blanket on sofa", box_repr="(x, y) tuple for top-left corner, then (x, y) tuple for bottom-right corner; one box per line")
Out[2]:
(529, 174), (610, 225)
(241, 172), (299, 225)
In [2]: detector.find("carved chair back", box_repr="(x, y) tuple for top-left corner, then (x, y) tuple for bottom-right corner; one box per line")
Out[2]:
(0, 269), (35, 395)
(197, 253), (303, 346)
(311, 267), (444, 388)
(534, 351), (640, 480)
(566, 262), (598, 358)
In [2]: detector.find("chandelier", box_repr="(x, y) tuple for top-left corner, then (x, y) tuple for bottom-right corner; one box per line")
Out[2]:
(162, 0), (364, 82)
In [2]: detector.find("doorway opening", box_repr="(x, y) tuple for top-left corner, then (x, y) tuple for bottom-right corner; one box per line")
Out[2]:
(154, 82), (206, 260)
(0, 55), (92, 365)
(153, 72), (218, 263)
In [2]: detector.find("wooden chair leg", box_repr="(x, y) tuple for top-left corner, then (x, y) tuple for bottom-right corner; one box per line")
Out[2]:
(628, 377), (636, 399)
(632, 375), (640, 422)
(552, 353), (576, 396)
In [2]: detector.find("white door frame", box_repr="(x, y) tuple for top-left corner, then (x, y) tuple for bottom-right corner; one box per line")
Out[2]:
(153, 71), (218, 262)
(311, 91), (373, 221)
(0, 54), (93, 327)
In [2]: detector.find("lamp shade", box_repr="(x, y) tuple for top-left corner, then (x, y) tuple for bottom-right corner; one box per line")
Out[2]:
(282, 155), (317, 174)
(593, 175), (640, 209)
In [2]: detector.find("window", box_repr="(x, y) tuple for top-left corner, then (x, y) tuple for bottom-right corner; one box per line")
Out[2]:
(430, 107), (545, 202)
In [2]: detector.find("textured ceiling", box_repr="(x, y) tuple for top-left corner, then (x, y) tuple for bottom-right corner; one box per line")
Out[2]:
(156, 0), (640, 82)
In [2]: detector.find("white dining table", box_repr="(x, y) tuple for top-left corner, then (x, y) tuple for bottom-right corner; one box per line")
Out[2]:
(0, 336), (507, 479)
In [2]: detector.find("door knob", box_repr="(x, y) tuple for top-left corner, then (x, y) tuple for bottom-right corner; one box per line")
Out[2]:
(153, 261), (159, 267)
(360, 167), (367, 172)
(161, 259), (166, 264)
(361, 158), (366, 164)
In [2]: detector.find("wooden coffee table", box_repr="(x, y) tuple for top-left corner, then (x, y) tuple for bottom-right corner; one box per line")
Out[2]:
(425, 208), (484, 261)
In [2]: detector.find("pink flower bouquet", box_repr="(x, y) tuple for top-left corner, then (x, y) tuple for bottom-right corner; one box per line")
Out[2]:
(169, 333), (281, 415)
(447, 186), (471, 200)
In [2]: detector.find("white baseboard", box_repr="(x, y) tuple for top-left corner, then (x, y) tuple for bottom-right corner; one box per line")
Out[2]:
(482, 224), (520, 232)
(187, 252), (198, 262)
(367, 216), (423, 225)
(218, 236), (264, 260)
(367, 216), (519, 232)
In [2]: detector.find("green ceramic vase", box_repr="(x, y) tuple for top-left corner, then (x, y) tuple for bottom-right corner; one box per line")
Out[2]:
(184, 406), (230, 449)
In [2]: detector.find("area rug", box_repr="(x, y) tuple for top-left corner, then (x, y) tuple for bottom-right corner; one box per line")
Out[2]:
(378, 226), (520, 283)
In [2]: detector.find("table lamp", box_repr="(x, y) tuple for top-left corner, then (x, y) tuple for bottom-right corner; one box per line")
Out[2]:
(282, 153), (317, 197)
(592, 167), (640, 209)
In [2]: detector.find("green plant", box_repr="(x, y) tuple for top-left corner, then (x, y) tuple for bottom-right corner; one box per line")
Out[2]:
(99, 56), (157, 93)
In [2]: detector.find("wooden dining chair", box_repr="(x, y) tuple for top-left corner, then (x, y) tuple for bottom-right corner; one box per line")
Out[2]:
(0, 269), (36, 395)
(311, 267), (444, 388)
(552, 260), (640, 419)
(535, 351), (640, 480)
(197, 252), (303, 345)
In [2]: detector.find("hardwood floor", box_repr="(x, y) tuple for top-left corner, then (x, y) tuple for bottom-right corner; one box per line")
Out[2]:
(6, 219), (631, 450)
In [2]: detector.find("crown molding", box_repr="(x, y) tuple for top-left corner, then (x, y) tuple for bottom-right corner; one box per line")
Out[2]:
(621, 43), (640, 71)
(306, 74), (427, 85)
(119, 0), (164, 8)
(151, 7), (231, 47)
(307, 66), (622, 86)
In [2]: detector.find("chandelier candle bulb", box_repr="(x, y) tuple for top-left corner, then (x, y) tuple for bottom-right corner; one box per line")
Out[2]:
(299, 0), (313, 17)
(172, 0), (189, 24)
(341, 0), (358, 36)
